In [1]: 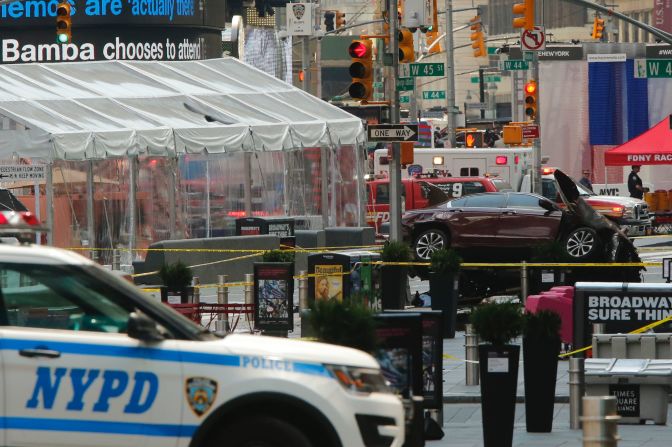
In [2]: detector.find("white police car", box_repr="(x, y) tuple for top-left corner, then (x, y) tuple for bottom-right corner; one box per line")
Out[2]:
(0, 212), (404, 447)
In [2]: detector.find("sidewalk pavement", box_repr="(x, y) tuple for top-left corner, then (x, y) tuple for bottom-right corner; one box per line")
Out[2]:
(432, 331), (672, 447)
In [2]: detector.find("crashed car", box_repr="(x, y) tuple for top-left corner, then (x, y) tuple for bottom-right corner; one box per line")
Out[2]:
(402, 169), (640, 265)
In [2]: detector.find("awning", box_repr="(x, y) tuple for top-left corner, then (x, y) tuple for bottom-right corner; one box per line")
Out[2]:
(0, 58), (365, 160)
(604, 117), (672, 165)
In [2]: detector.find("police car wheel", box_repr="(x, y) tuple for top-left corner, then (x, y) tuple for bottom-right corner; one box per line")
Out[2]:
(413, 228), (449, 261)
(564, 227), (599, 260)
(222, 416), (313, 447)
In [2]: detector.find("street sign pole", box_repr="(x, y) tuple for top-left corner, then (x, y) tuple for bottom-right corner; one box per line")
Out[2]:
(389, 0), (403, 242)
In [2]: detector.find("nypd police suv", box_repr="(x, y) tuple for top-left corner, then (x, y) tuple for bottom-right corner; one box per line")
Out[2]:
(0, 212), (404, 447)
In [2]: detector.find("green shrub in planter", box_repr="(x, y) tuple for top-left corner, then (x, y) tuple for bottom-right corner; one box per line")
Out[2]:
(262, 249), (295, 263)
(308, 294), (377, 353)
(523, 309), (562, 339)
(430, 248), (462, 274)
(470, 301), (523, 347)
(158, 261), (193, 291)
(381, 240), (411, 263)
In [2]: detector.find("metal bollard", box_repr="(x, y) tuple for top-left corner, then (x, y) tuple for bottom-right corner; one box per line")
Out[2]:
(593, 323), (605, 335)
(244, 273), (254, 305)
(465, 324), (480, 386)
(298, 270), (311, 338)
(582, 396), (620, 447)
(112, 249), (121, 271)
(569, 358), (585, 430)
(192, 276), (200, 305)
(520, 260), (528, 304)
(215, 274), (229, 334)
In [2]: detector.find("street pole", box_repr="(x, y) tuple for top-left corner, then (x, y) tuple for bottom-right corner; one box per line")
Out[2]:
(302, 35), (311, 93)
(388, 0), (403, 242)
(478, 68), (485, 120)
(531, 52), (542, 195)
(444, 0), (456, 146)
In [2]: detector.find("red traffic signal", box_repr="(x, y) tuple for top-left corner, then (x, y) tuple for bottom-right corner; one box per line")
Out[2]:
(348, 40), (373, 101)
(524, 80), (538, 120)
(349, 41), (369, 59)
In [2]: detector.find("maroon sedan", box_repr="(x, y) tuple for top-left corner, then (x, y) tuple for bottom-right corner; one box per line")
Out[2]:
(401, 192), (600, 262)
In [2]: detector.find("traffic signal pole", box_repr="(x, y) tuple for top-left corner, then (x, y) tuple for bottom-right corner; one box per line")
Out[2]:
(531, 53), (542, 195)
(444, 0), (457, 146)
(388, 0), (403, 242)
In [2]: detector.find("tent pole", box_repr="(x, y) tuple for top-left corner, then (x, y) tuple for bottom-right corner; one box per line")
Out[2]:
(86, 160), (95, 260)
(355, 144), (365, 227)
(205, 157), (211, 238)
(46, 162), (54, 246)
(320, 146), (329, 229)
(168, 156), (176, 239)
(129, 155), (137, 258)
(244, 152), (252, 216)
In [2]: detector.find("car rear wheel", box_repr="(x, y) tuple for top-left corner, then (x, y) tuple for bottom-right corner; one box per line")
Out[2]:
(413, 228), (449, 261)
(564, 227), (599, 260)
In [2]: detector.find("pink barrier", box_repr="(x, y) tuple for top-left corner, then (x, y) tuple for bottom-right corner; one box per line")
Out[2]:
(549, 286), (575, 299)
(535, 294), (573, 344)
(525, 295), (542, 313)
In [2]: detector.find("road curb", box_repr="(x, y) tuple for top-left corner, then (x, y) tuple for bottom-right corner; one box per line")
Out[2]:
(443, 395), (570, 404)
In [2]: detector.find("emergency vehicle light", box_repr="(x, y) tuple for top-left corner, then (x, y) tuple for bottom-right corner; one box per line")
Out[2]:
(495, 156), (508, 165)
(0, 212), (48, 243)
(514, 155), (519, 165)
(432, 156), (444, 165)
(541, 167), (555, 175)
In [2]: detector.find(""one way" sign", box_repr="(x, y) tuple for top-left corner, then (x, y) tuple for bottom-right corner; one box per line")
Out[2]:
(367, 124), (419, 142)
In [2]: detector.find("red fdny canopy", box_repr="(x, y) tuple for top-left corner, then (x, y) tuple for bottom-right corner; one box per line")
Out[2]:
(604, 117), (672, 165)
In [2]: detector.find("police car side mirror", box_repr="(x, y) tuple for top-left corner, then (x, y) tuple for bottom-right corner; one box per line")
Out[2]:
(128, 312), (164, 343)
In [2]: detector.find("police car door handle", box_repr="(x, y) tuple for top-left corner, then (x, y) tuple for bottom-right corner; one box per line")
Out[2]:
(501, 210), (517, 215)
(19, 348), (61, 359)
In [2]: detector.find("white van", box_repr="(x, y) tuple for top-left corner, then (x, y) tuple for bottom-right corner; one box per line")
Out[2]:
(372, 147), (533, 190)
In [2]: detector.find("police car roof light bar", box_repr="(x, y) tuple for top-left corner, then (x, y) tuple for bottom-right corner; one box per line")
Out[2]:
(0, 211), (49, 235)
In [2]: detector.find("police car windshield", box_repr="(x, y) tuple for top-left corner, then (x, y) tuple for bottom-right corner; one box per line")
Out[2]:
(0, 263), (212, 341)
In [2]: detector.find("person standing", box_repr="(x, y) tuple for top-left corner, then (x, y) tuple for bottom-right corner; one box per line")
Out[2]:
(579, 169), (593, 191)
(627, 165), (644, 199)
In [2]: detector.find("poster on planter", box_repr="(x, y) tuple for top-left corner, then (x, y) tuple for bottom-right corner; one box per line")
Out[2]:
(373, 313), (423, 399)
(254, 263), (294, 331)
(307, 253), (350, 304)
(573, 283), (672, 351)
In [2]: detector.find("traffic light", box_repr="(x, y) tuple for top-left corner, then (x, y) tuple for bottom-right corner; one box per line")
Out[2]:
(512, 0), (535, 31)
(324, 11), (335, 32)
(425, 31), (441, 55)
(400, 142), (414, 165)
(524, 80), (538, 120)
(469, 16), (486, 58)
(56, 0), (72, 44)
(591, 16), (605, 39)
(335, 11), (346, 29)
(464, 131), (483, 148)
(398, 28), (415, 63)
(348, 40), (374, 101)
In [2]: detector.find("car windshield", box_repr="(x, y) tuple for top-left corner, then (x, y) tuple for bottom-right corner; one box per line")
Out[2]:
(0, 262), (212, 340)
(492, 179), (513, 191)
(543, 178), (594, 201)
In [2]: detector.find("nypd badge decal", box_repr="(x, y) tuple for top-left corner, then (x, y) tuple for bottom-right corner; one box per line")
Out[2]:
(186, 377), (218, 416)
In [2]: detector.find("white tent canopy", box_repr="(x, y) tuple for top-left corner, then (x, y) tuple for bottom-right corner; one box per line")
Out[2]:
(0, 58), (365, 160)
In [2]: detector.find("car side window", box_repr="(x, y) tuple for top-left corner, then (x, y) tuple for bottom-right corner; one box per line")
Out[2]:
(0, 264), (132, 333)
(448, 197), (468, 207)
(375, 184), (390, 204)
(506, 194), (544, 209)
(463, 194), (506, 208)
(462, 182), (487, 195)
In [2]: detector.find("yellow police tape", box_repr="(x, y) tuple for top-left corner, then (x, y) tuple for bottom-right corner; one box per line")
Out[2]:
(67, 244), (382, 254)
(132, 252), (263, 278)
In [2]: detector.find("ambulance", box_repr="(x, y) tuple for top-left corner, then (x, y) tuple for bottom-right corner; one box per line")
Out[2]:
(372, 147), (533, 189)
(0, 212), (404, 447)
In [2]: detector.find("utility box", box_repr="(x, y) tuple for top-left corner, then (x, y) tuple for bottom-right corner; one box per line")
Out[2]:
(592, 333), (672, 360)
(585, 358), (672, 424)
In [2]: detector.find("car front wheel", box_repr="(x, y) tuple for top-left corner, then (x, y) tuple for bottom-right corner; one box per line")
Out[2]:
(219, 415), (313, 447)
(564, 227), (599, 260)
(413, 228), (449, 261)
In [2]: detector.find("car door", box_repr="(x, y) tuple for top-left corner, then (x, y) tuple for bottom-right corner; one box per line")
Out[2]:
(446, 193), (506, 247)
(497, 194), (563, 247)
(0, 263), (183, 447)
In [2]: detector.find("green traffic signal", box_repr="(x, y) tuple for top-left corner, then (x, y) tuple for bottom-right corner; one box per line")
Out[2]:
(57, 33), (69, 44)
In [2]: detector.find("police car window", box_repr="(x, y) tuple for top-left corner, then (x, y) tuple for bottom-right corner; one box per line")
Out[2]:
(447, 197), (468, 207)
(0, 264), (132, 333)
(542, 179), (558, 201)
(493, 179), (513, 191)
(506, 194), (543, 209)
(463, 194), (505, 208)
